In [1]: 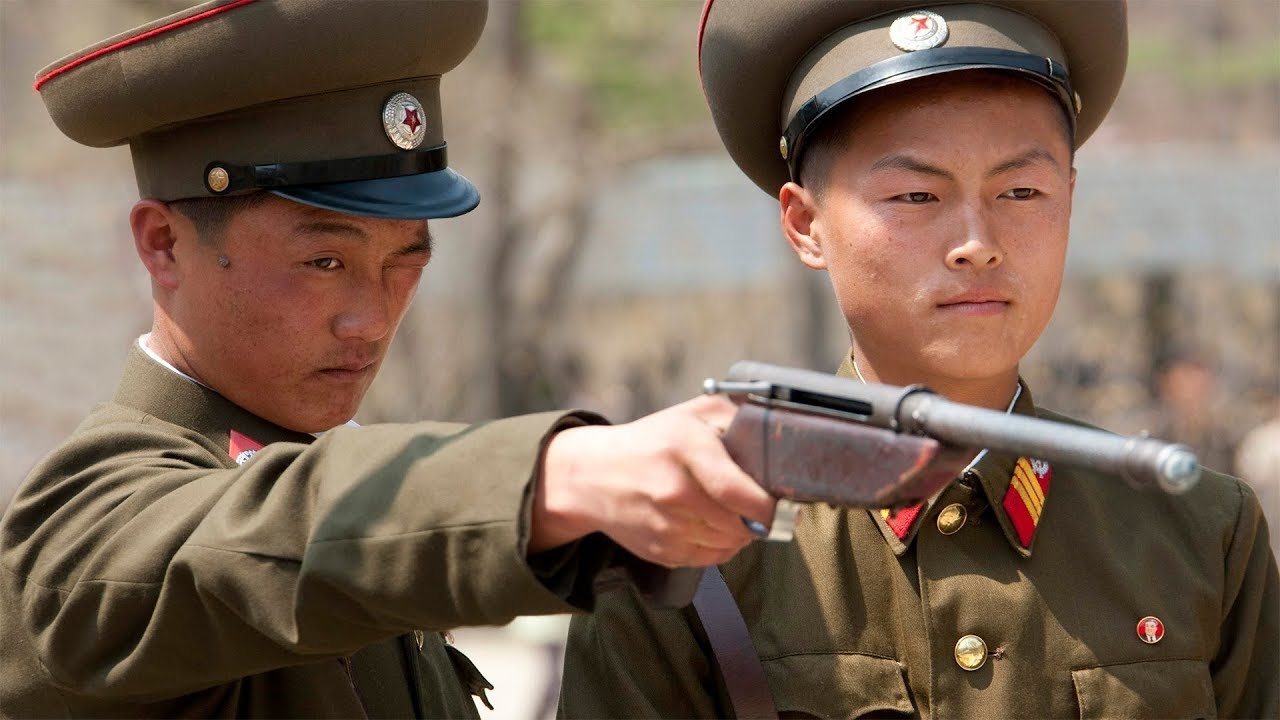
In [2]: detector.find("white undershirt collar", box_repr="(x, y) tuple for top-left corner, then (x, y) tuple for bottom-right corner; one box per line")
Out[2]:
(137, 333), (358, 436)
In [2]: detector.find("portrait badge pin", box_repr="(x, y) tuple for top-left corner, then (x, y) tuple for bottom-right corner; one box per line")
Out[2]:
(229, 429), (264, 466)
(1136, 615), (1165, 644)
(889, 11), (949, 52)
(382, 92), (427, 150)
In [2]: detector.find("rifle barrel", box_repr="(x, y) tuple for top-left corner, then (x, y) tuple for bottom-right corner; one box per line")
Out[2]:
(897, 393), (1199, 494)
(722, 361), (1200, 494)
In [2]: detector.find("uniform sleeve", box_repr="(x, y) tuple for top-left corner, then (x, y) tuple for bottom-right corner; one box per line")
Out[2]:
(558, 582), (730, 719)
(1, 411), (618, 702)
(1210, 479), (1280, 718)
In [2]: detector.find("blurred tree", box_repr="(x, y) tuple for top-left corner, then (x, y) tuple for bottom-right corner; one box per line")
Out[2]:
(478, 0), (725, 416)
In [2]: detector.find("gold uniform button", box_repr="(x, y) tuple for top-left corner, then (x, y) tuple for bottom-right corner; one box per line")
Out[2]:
(937, 503), (967, 535)
(954, 634), (988, 671)
(206, 166), (230, 193)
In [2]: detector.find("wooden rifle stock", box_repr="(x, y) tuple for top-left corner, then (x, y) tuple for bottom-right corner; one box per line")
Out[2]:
(720, 400), (975, 508)
(617, 401), (974, 607)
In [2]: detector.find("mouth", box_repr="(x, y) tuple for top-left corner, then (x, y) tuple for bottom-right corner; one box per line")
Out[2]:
(318, 359), (376, 382)
(937, 291), (1011, 315)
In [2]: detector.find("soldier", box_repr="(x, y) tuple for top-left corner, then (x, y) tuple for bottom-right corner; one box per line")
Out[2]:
(0, 1), (776, 716)
(560, 1), (1279, 718)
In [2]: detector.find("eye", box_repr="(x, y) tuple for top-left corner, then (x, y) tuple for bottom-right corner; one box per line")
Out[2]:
(1001, 187), (1038, 200)
(308, 257), (343, 270)
(895, 191), (936, 203)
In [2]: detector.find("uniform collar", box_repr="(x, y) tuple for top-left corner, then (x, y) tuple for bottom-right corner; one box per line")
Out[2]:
(116, 342), (316, 466)
(835, 352), (1053, 558)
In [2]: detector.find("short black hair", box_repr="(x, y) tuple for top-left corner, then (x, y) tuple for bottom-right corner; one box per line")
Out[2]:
(797, 73), (1077, 197)
(168, 192), (270, 245)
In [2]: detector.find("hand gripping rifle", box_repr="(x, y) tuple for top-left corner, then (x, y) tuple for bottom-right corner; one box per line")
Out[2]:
(623, 361), (1201, 607)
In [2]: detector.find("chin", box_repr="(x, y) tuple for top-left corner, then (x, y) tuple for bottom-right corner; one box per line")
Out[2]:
(921, 347), (1021, 382)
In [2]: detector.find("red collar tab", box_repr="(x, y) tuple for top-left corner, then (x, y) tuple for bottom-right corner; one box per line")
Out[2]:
(1002, 457), (1052, 547)
(880, 503), (924, 540)
(229, 429), (264, 466)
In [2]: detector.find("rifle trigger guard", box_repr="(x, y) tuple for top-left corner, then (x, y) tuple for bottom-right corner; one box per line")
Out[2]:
(765, 498), (801, 542)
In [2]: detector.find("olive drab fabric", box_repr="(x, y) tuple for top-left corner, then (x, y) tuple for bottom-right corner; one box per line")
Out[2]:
(0, 344), (623, 716)
(559, 358), (1280, 719)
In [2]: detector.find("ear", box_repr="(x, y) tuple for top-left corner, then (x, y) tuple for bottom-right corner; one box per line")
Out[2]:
(130, 200), (186, 290)
(779, 181), (826, 270)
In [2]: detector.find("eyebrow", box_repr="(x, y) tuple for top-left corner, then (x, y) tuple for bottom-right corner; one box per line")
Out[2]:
(869, 154), (952, 179)
(400, 225), (434, 256)
(293, 220), (433, 256)
(868, 147), (1062, 180)
(988, 147), (1062, 175)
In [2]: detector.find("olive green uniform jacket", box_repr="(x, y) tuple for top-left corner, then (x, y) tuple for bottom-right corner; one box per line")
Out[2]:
(1, 344), (629, 717)
(560, 361), (1279, 719)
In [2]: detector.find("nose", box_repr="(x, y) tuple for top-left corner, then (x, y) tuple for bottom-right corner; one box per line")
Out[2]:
(332, 277), (392, 342)
(946, 204), (1004, 271)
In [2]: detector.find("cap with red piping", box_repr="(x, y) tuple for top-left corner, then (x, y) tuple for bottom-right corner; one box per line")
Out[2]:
(696, 0), (1127, 196)
(35, 0), (488, 219)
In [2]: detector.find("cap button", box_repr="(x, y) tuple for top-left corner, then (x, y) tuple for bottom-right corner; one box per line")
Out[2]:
(954, 634), (988, 671)
(779, 135), (789, 160)
(936, 503), (968, 535)
(206, 166), (230, 193)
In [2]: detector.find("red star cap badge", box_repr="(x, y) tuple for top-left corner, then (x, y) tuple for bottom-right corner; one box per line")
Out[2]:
(402, 106), (421, 133)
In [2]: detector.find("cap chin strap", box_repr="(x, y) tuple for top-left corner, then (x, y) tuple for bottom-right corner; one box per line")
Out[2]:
(203, 143), (449, 195)
(783, 47), (1075, 180)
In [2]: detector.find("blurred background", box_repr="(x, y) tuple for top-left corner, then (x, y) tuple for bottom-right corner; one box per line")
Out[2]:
(2, 1), (1277, 717)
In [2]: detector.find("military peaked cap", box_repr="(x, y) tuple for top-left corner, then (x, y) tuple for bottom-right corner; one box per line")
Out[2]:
(697, 0), (1127, 195)
(36, 0), (487, 219)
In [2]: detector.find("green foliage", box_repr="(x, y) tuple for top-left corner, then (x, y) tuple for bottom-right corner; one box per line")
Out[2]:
(1129, 36), (1280, 90)
(525, 0), (708, 131)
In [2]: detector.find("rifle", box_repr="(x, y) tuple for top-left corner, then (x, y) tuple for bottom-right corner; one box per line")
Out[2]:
(622, 361), (1201, 607)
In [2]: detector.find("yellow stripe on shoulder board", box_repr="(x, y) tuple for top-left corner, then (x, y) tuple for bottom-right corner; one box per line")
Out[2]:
(1011, 464), (1043, 519)
(1013, 460), (1045, 512)
(1013, 459), (1044, 503)
(1011, 478), (1042, 523)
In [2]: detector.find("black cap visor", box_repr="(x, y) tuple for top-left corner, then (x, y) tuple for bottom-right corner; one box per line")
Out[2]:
(783, 47), (1076, 181)
(203, 143), (480, 219)
(272, 167), (480, 220)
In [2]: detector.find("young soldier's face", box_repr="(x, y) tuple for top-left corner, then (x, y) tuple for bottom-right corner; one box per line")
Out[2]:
(167, 196), (431, 432)
(784, 73), (1075, 395)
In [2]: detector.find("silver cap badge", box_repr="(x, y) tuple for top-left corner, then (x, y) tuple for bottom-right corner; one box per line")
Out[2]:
(890, 11), (949, 52)
(382, 92), (427, 150)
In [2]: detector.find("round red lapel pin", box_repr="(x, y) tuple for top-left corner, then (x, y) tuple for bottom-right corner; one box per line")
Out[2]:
(1136, 616), (1164, 644)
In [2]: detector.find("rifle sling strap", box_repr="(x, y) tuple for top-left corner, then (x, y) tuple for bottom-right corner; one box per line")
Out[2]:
(692, 567), (778, 719)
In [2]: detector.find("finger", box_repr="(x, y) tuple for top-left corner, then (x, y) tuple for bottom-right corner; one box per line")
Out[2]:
(666, 486), (757, 541)
(667, 489), (759, 547)
(685, 393), (740, 434)
(676, 423), (777, 527)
